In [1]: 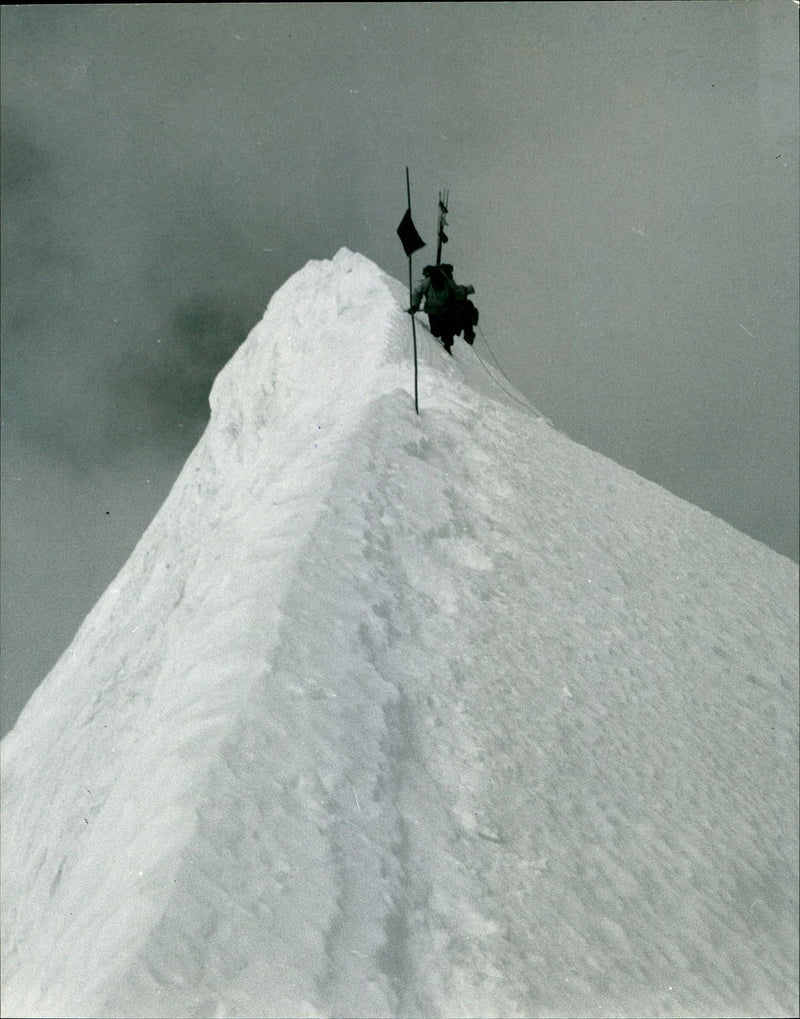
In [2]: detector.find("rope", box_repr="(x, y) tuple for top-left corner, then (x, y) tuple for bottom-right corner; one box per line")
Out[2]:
(409, 307), (538, 416)
(470, 324), (538, 414)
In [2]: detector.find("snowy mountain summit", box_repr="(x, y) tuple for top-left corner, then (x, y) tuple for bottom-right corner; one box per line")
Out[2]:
(2, 249), (798, 1018)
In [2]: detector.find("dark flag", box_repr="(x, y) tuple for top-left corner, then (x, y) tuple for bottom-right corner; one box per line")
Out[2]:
(396, 209), (425, 257)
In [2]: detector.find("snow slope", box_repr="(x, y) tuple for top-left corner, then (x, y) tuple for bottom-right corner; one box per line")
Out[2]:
(2, 249), (797, 1019)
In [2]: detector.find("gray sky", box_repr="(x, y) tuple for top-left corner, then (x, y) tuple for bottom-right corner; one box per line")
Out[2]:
(1, 1), (798, 735)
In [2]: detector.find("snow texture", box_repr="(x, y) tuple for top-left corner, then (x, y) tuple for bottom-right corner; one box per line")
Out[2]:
(2, 249), (798, 1018)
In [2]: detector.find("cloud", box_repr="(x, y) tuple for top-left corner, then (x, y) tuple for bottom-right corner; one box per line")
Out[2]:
(0, 115), (49, 192)
(109, 294), (251, 452)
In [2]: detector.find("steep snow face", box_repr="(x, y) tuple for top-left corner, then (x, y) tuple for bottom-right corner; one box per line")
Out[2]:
(2, 249), (798, 1019)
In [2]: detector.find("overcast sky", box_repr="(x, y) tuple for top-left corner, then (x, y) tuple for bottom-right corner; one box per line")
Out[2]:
(1, 1), (798, 735)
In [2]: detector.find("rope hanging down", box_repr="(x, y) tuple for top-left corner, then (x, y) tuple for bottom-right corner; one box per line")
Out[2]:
(471, 325), (539, 414)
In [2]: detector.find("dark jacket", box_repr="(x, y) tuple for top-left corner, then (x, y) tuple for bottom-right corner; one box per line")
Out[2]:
(410, 265), (474, 315)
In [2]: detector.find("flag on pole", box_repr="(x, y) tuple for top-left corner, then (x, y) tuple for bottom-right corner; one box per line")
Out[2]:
(436, 189), (449, 264)
(396, 209), (425, 257)
(438, 193), (449, 244)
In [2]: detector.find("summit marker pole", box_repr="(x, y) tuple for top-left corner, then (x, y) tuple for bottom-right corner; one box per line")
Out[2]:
(406, 168), (420, 415)
(435, 188), (449, 266)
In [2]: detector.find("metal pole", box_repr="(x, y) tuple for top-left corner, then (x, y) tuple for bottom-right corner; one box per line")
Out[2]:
(408, 257), (419, 415)
(436, 193), (443, 266)
(435, 188), (448, 266)
(406, 167), (419, 415)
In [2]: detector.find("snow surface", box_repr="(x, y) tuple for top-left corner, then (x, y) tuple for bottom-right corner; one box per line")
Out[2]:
(1, 248), (798, 1019)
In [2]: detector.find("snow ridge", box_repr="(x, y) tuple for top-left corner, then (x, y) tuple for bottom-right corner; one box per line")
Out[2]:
(2, 249), (798, 1018)
(1, 250), (416, 1016)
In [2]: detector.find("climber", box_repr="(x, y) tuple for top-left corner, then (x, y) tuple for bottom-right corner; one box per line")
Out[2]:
(408, 264), (478, 353)
(439, 264), (479, 346)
